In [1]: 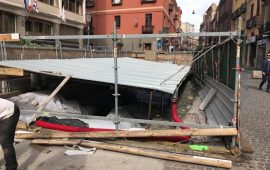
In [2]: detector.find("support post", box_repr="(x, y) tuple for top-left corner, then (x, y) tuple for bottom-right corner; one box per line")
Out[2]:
(26, 75), (72, 125)
(231, 17), (242, 148)
(112, 21), (120, 131)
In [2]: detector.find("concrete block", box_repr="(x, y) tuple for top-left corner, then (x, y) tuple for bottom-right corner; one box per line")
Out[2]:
(251, 70), (262, 79)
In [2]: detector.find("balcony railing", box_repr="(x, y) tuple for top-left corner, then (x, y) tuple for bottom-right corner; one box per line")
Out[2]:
(142, 25), (154, 34)
(86, 0), (94, 8)
(232, 3), (247, 20)
(141, 0), (156, 4)
(246, 16), (261, 29)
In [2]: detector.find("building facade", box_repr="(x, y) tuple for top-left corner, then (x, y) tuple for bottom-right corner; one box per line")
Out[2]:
(254, 0), (269, 68)
(199, 3), (217, 46)
(245, 0), (262, 67)
(0, 0), (86, 46)
(217, 0), (233, 32)
(231, 0), (247, 66)
(86, 0), (181, 51)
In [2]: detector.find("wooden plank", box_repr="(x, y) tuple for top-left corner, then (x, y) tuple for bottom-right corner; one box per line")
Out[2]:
(0, 33), (19, 41)
(26, 75), (72, 125)
(37, 75), (72, 111)
(0, 67), (24, 76)
(16, 128), (238, 139)
(16, 121), (27, 130)
(32, 139), (232, 169)
(199, 88), (217, 111)
(104, 139), (232, 156)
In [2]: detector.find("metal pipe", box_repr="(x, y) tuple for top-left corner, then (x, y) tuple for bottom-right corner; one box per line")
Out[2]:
(113, 21), (120, 131)
(231, 17), (242, 148)
(21, 32), (238, 40)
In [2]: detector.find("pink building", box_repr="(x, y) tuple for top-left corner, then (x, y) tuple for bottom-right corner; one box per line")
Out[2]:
(86, 0), (181, 51)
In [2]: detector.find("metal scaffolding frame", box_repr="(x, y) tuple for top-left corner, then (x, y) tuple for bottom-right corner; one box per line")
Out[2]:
(2, 27), (242, 148)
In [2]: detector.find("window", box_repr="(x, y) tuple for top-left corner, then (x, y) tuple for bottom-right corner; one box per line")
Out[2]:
(141, 0), (156, 4)
(0, 11), (15, 33)
(62, 0), (82, 14)
(250, 3), (254, 18)
(44, 24), (52, 34)
(35, 22), (43, 33)
(25, 18), (52, 35)
(144, 43), (152, 50)
(25, 20), (33, 32)
(145, 14), (152, 26)
(40, 0), (54, 6)
(112, 0), (122, 5)
(115, 15), (121, 28)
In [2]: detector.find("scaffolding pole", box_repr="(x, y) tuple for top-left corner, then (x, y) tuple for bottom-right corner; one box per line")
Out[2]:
(21, 32), (238, 40)
(231, 17), (242, 148)
(112, 22), (120, 131)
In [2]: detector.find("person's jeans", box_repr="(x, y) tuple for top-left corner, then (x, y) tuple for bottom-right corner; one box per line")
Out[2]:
(259, 73), (270, 91)
(0, 104), (20, 170)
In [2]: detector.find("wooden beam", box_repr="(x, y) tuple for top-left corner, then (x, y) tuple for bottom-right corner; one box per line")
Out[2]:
(0, 67), (24, 76)
(32, 139), (232, 169)
(0, 33), (19, 41)
(16, 128), (238, 139)
(26, 75), (72, 125)
(37, 74), (72, 111)
(199, 88), (217, 111)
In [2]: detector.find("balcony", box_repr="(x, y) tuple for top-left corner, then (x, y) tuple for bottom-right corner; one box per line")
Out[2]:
(141, 0), (156, 4)
(86, 0), (94, 7)
(252, 16), (261, 27)
(142, 25), (154, 34)
(240, 3), (247, 13)
(246, 16), (261, 29)
(232, 3), (247, 20)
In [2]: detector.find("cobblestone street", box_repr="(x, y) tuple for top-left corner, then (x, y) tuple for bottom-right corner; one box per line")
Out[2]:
(164, 71), (270, 170)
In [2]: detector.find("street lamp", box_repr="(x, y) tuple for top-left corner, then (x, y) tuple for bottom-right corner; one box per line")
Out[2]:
(86, 13), (92, 50)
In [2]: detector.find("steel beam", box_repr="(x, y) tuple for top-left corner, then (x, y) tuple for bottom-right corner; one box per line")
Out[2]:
(21, 32), (237, 40)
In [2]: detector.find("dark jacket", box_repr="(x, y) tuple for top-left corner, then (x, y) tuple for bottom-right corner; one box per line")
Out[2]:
(261, 59), (270, 74)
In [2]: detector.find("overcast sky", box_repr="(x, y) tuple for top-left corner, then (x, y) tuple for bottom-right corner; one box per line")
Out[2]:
(177, 0), (220, 32)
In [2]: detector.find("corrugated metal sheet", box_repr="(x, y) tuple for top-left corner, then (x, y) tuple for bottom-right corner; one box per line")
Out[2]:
(0, 58), (190, 94)
(198, 76), (234, 126)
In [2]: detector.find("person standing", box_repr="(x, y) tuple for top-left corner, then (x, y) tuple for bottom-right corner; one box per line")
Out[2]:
(259, 52), (270, 92)
(0, 98), (20, 170)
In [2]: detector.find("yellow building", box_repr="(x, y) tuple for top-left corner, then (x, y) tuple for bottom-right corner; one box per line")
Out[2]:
(0, 0), (86, 37)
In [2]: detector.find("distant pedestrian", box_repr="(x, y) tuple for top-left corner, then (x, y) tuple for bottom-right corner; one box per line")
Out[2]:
(259, 51), (270, 92)
(0, 98), (20, 170)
